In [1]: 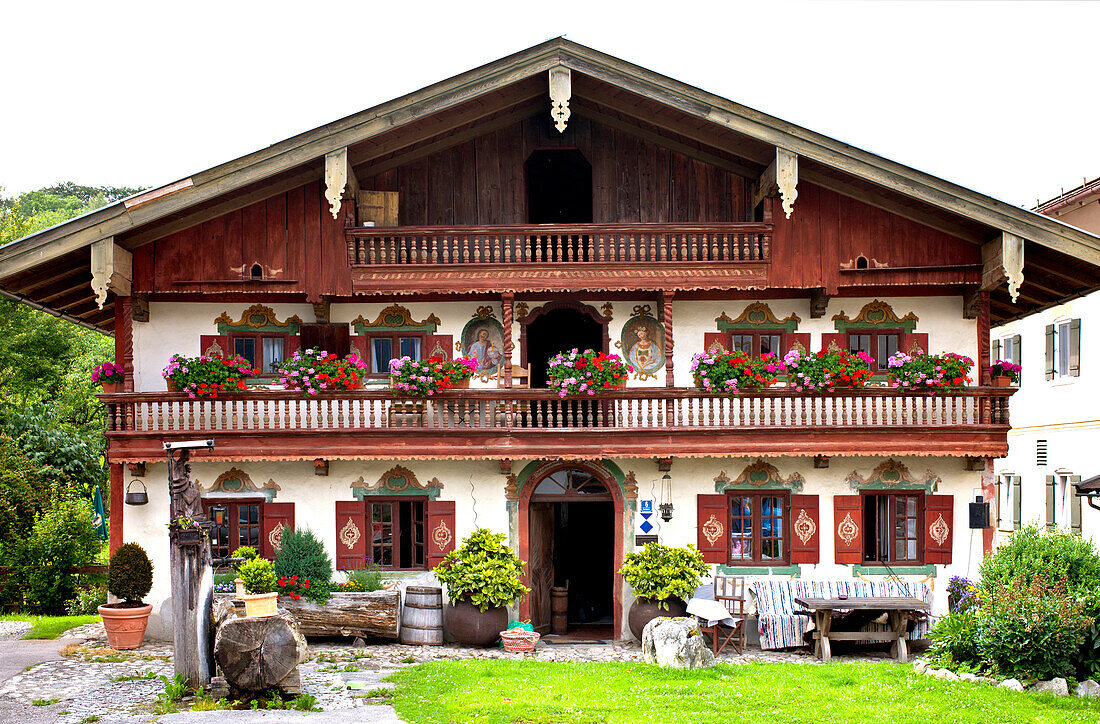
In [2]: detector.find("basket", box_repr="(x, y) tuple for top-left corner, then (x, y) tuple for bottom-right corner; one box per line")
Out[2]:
(500, 628), (541, 653)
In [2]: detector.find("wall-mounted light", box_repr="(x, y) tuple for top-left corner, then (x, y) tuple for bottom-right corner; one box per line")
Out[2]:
(659, 473), (674, 522)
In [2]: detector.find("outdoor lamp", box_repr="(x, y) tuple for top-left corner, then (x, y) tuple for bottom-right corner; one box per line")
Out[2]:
(659, 473), (674, 522)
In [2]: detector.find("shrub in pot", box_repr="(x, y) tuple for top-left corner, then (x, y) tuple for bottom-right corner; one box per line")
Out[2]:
(238, 557), (278, 617)
(434, 528), (528, 646)
(99, 543), (154, 649)
(620, 542), (708, 641)
(230, 545), (258, 596)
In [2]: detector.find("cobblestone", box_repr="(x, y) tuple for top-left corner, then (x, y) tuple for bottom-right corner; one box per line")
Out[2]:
(0, 620), (32, 638)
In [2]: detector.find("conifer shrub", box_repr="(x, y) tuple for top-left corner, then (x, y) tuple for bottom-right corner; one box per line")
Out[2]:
(273, 528), (332, 604)
(107, 542), (153, 605)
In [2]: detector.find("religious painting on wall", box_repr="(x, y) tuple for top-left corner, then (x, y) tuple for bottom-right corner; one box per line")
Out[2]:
(461, 316), (505, 377)
(620, 306), (664, 380)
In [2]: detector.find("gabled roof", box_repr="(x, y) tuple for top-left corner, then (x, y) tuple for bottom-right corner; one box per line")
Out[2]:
(4, 37), (1100, 331)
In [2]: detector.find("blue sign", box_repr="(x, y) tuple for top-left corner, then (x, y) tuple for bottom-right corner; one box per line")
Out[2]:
(639, 520), (654, 534)
(640, 500), (653, 514)
(640, 512), (652, 521)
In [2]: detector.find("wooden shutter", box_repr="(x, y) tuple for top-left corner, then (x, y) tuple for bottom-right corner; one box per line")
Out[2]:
(991, 338), (1001, 362)
(358, 190), (399, 226)
(833, 495), (862, 565)
(199, 335), (230, 359)
(424, 335), (453, 362)
(1012, 476), (1022, 530)
(300, 324), (350, 358)
(1071, 475), (1083, 533)
(349, 335), (366, 360)
(995, 478), (1003, 528)
(335, 500), (366, 570)
(1045, 324), (1055, 380)
(1011, 335), (1022, 366)
(787, 333), (811, 355)
(703, 332), (732, 355)
(1070, 318), (1081, 377)
(1046, 475), (1056, 530)
(696, 494), (728, 564)
(924, 495), (953, 565)
(261, 502), (295, 560)
(425, 500), (456, 570)
(285, 335), (300, 359)
(821, 333), (847, 353)
(789, 494), (820, 564)
(901, 333), (929, 355)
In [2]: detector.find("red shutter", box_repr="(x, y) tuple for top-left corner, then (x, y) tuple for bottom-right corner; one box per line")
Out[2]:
(925, 495), (954, 565)
(820, 333), (847, 353)
(425, 335), (453, 362)
(261, 502), (294, 560)
(833, 495), (863, 565)
(703, 333), (732, 355)
(426, 500), (456, 569)
(200, 335), (231, 358)
(789, 494), (820, 564)
(285, 335), (300, 359)
(349, 335), (366, 361)
(901, 333), (929, 356)
(787, 333), (811, 354)
(335, 501), (366, 570)
(696, 494), (728, 564)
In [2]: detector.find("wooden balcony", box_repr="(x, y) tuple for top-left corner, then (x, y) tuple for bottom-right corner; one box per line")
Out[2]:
(344, 223), (772, 294)
(102, 387), (1013, 462)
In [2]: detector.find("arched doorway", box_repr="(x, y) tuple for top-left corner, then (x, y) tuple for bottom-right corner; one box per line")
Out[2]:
(520, 461), (624, 639)
(520, 302), (611, 389)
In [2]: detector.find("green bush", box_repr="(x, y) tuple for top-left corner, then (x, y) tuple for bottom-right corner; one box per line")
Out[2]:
(22, 492), (101, 613)
(273, 528), (332, 586)
(979, 525), (1100, 599)
(927, 609), (980, 669)
(976, 574), (1088, 680)
(434, 528), (527, 611)
(65, 584), (107, 615)
(238, 558), (276, 594)
(230, 546), (258, 573)
(619, 543), (708, 609)
(108, 543), (153, 604)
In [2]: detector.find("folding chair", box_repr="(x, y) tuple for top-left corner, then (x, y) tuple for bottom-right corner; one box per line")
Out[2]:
(699, 575), (746, 656)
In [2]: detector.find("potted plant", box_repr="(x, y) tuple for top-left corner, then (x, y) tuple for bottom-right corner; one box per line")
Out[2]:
(277, 348), (369, 395)
(434, 528), (528, 646)
(389, 355), (478, 396)
(620, 542), (708, 641)
(238, 557), (278, 617)
(230, 545), (259, 597)
(99, 543), (154, 650)
(162, 353), (257, 397)
(783, 347), (874, 391)
(691, 351), (785, 393)
(546, 349), (632, 398)
(990, 359), (1021, 387)
(92, 362), (125, 393)
(886, 351), (974, 391)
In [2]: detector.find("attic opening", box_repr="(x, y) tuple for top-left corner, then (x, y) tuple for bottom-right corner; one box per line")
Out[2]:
(856, 255), (869, 270)
(250, 264), (264, 280)
(526, 149), (592, 224)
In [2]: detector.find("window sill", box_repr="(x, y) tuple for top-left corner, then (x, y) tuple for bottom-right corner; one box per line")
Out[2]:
(852, 564), (936, 577)
(717, 564), (801, 576)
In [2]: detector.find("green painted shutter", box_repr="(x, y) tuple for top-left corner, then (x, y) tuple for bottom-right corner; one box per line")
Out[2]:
(992, 338), (1001, 362)
(1011, 335), (1022, 366)
(1071, 475), (1082, 534)
(995, 478), (1002, 527)
(1012, 476), (1022, 530)
(1070, 318), (1081, 377)
(1046, 475), (1056, 530)
(1045, 325), (1055, 380)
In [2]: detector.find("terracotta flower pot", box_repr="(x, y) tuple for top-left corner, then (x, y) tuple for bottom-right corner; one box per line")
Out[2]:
(628, 596), (687, 642)
(446, 600), (508, 647)
(453, 378), (471, 389)
(241, 592), (279, 617)
(98, 603), (153, 650)
(992, 375), (1012, 387)
(100, 381), (120, 393)
(166, 379), (180, 392)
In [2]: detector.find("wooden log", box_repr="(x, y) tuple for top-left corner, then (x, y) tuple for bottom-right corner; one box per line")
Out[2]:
(278, 591), (400, 640)
(213, 610), (308, 692)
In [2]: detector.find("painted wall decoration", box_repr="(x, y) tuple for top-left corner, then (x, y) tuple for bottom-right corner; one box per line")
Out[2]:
(845, 458), (940, 492)
(215, 305), (302, 334)
(350, 304), (441, 334)
(714, 459), (806, 493)
(199, 467), (281, 497)
(715, 302), (800, 333)
(350, 465), (444, 500)
(620, 305), (664, 380)
(461, 307), (505, 378)
(832, 300), (918, 333)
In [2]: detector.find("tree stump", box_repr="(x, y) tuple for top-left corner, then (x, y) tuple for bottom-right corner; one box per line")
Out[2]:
(213, 611), (308, 692)
(279, 591), (400, 639)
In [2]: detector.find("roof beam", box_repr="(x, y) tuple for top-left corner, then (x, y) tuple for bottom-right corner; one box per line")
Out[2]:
(1025, 258), (1100, 287)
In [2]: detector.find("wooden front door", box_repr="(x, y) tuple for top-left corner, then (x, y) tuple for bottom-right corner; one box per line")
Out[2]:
(528, 502), (556, 633)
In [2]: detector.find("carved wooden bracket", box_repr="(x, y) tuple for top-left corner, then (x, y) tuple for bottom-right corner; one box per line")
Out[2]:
(90, 237), (132, 309)
(549, 67), (571, 133)
(131, 296), (150, 323)
(809, 288), (830, 319)
(754, 148), (799, 219)
(982, 232), (1024, 303)
(324, 146), (359, 219)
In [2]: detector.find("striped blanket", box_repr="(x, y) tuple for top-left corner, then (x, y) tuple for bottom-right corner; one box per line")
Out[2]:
(749, 579), (933, 650)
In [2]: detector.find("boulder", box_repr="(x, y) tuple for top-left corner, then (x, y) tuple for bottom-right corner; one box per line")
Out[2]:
(1030, 678), (1069, 696)
(642, 617), (715, 669)
(999, 678), (1024, 691)
(958, 673), (979, 683)
(912, 660), (928, 674)
(1076, 680), (1100, 698)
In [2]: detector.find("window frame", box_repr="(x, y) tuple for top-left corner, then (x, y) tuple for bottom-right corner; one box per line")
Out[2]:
(1054, 318), (1072, 379)
(1054, 473), (1072, 527)
(846, 329), (902, 373)
(724, 490), (791, 566)
(203, 497), (266, 566)
(228, 333), (290, 377)
(859, 491), (925, 566)
(996, 474), (1014, 532)
(364, 332), (427, 378)
(365, 497), (427, 571)
(727, 329), (786, 358)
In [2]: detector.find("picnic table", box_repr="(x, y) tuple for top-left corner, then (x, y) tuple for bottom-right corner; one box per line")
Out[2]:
(793, 596), (931, 663)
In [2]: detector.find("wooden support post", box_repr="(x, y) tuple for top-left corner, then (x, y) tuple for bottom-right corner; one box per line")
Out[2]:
(114, 295), (134, 392)
(660, 291), (675, 387)
(108, 463), (124, 555)
(977, 290), (991, 386)
(169, 448), (214, 688)
(502, 293), (514, 388)
(809, 288), (830, 319)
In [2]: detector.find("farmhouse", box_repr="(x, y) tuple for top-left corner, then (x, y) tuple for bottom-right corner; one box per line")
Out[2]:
(4, 39), (1100, 640)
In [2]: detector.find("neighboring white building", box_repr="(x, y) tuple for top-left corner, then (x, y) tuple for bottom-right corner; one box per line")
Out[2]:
(993, 178), (1100, 542)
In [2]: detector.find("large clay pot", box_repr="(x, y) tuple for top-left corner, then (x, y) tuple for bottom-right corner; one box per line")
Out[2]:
(240, 592), (279, 618)
(100, 381), (120, 393)
(446, 599), (508, 647)
(628, 596), (687, 642)
(98, 603), (153, 650)
(992, 375), (1012, 387)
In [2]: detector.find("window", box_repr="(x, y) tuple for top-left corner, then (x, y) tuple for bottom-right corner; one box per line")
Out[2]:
(1046, 318), (1081, 380)
(847, 330), (900, 372)
(730, 331), (783, 357)
(231, 335), (286, 375)
(368, 334), (423, 375)
(1053, 474), (1073, 528)
(204, 499), (263, 564)
(862, 492), (923, 564)
(996, 474), (1014, 531)
(1057, 320), (1071, 377)
(368, 499), (426, 570)
(726, 492), (789, 565)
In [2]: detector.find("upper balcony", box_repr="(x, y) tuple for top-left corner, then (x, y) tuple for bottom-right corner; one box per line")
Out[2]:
(344, 222), (772, 294)
(101, 386), (1012, 463)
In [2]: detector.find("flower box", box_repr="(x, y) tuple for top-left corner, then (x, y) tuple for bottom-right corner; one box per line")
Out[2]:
(173, 528), (203, 546)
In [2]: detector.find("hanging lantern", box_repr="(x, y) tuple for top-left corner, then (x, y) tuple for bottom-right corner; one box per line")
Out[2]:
(659, 473), (674, 522)
(125, 480), (149, 506)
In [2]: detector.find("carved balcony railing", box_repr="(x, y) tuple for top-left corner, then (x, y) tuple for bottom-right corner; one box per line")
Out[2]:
(344, 223), (772, 266)
(101, 387), (1013, 461)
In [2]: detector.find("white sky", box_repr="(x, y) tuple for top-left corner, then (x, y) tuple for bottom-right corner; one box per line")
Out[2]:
(2, 0), (1098, 208)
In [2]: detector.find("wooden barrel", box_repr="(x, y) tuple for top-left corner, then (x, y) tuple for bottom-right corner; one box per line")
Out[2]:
(400, 586), (443, 646)
(551, 586), (568, 635)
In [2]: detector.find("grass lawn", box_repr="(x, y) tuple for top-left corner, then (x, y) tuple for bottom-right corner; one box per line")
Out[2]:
(0, 614), (100, 639)
(389, 660), (1100, 724)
